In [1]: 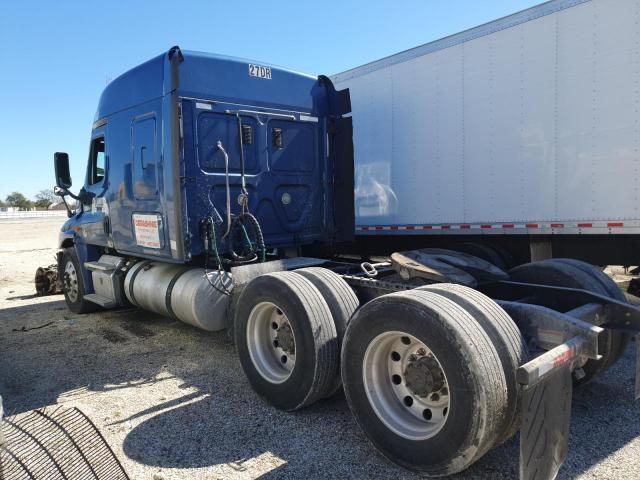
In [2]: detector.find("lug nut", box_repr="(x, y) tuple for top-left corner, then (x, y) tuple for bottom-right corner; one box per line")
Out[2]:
(417, 348), (427, 356)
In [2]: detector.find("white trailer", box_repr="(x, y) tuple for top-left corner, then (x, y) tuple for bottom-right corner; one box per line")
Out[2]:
(333, 0), (640, 240)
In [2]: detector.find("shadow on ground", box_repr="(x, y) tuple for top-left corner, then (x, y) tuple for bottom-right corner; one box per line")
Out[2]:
(1, 297), (639, 479)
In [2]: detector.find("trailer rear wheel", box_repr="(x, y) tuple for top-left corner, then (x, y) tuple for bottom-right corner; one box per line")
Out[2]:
(456, 242), (510, 271)
(341, 290), (507, 475)
(418, 283), (528, 442)
(295, 267), (359, 396)
(234, 271), (338, 411)
(509, 258), (630, 384)
(551, 258), (631, 375)
(60, 248), (99, 314)
(551, 258), (625, 301)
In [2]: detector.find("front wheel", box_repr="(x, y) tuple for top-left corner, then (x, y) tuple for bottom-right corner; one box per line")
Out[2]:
(60, 248), (98, 314)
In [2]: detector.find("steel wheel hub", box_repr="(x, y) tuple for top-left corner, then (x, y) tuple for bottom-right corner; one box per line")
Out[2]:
(246, 301), (297, 384)
(405, 356), (445, 398)
(275, 322), (295, 354)
(63, 260), (79, 303)
(363, 331), (450, 440)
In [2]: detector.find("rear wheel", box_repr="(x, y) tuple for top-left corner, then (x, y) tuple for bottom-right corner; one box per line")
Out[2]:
(234, 271), (338, 411)
(509, 258), (630, 384)
(60, 248), (98, 314)
(418, 283), (528, 442)
(295, 267), (359, 396)
(456, 242), (509, 271)
(341, 289), (507, 475)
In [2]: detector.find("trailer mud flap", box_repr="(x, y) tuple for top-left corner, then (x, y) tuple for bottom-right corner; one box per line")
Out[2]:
(636, 335), (640, 400)
(520, 365), (572, 480)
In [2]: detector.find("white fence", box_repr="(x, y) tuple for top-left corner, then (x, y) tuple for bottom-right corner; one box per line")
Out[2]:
(0, 210), (68, 219)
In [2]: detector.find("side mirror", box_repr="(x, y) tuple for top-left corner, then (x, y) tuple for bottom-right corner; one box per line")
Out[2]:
(54, 152), (72, 189)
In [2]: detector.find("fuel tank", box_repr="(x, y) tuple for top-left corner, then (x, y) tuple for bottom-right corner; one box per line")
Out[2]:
(124, 261), (233, 331)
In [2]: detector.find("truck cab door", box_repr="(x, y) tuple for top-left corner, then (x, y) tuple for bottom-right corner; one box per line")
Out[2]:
(81, 127), (111, 247)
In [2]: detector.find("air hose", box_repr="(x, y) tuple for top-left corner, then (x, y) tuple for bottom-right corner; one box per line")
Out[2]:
(202, 216), (232, 296)
(205, 133), (265, 272)
(228, 212), (266, 264)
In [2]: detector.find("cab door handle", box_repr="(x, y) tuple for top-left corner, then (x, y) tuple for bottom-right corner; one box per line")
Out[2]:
(140, 145), (147, 169)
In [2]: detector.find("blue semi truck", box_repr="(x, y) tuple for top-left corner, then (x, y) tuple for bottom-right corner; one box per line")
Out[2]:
(50, 45), (640, 479)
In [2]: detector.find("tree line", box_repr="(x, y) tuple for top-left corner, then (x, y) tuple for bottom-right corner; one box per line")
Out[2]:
(0, 189), (57, 210)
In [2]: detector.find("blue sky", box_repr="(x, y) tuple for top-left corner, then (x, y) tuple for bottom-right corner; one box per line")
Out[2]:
(0, 0), (539, 200)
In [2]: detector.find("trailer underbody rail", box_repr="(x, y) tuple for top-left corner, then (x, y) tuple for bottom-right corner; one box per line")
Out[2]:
(488, 281), (640, 400)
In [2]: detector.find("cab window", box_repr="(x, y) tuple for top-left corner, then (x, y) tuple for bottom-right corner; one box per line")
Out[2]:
(89, 137), (106, 184)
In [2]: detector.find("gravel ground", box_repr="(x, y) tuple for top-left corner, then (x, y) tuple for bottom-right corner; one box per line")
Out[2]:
(1, 217), (640, 479)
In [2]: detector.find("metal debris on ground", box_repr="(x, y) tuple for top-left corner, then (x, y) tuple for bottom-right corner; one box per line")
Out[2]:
(12, 321), (54, 332)
(34, 264), (60, 296)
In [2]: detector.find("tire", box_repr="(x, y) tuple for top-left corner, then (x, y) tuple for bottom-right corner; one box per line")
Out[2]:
(510, 259), (608, 295)
(456, 242), (508, 271)
(552, 259), (631, 374)
(551, 258), (625, 301)
(295, 267), (359, 396)
(234, 271), (338, 411)
(60, 247), (99, 314)
(509, 259), (630, 384)
(341, 289), (508, 476)
(418, 283), (528, 443)
(487, 243), (516, 270)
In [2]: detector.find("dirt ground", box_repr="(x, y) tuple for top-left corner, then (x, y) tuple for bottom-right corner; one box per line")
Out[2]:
(1, 217), (640, 479)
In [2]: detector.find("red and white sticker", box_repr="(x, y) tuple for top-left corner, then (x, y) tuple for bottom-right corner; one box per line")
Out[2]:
(133, 214), (161, 249)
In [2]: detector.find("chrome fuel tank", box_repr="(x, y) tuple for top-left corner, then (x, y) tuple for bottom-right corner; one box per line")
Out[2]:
(124, 261), (233, 331)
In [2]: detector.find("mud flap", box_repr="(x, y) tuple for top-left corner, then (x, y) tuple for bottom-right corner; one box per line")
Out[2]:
(520, 365), (572, 480)
(636, 335), (640, 400)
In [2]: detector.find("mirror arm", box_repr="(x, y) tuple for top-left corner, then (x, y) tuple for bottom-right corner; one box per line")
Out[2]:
(54, 186), (80, 201)
(60, 196), (73, 218)
(53, 186), (82, 217)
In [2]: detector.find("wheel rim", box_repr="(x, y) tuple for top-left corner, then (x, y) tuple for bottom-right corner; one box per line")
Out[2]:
(363, 331), (450, 440)
(63, 260), (79, 303)
(246, 301), (297, 384)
